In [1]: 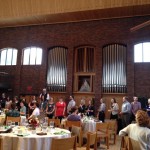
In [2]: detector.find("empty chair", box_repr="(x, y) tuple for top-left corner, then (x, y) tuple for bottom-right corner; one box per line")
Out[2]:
(51, 136), (77, 150)
(6, 116), (21, 125)
(77, 132), (97, 150)
(0, 117), (5, 126)
(96, 122), (109, 149)
(86, 132), (97, 150)
(48, 118), (61, 127)
(66, 120), (81, 130)
(108, 120), (117, 144)
(66, 120), (81, 127)
(71, 125), (83, 147)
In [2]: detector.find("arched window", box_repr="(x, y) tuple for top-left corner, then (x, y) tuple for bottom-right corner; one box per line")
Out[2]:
(23, 47), (42, 65)
(47, 46), (67, 92)
(102, 44), (127, 93)
(0, 48), (18, 65)
(134, 42), (150, 62)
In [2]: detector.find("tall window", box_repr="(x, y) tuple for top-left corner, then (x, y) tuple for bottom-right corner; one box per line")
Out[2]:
(0, 48), (17, 65)
(134, 42), (150, 62)
(47, 47), (67, 92)
(102, 44), (127, 93)
(23, 47), (42, 65)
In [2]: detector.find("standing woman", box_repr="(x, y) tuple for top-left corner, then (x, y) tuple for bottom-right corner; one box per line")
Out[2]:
(55, 97), (66, 122)
(78, 99), (86, 115)
(46, 97), (55, 119)
(5, 96), (12, 109)
(86, 99), (94, 117)
(109, 98), (119, 120)
(98, 98), (106, 122)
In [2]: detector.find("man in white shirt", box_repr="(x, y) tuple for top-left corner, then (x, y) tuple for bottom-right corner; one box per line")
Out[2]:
(67, 95), (76, 115)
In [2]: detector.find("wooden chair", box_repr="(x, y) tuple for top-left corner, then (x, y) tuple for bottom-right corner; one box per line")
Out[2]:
(48, 118), (61, 127)
(66, 120), (81, 130)
(77, 132), (97, 150)
(51, 136), (77, 150)
(6, 116), (21, 125)
(0, 137), (3, 150)
(71, 125), (83, 147)
(96, 122), (109, 149)
(86, 132), (97, 150)
(0, 117), (5, 125)
(108, 120), (117, 144)
(120, 136), (141, 150)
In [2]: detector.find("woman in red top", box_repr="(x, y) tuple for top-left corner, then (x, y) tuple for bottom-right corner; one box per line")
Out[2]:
(55, 97), (66, 122)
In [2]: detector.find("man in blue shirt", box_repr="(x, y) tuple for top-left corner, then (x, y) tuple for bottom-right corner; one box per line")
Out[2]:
(120, 96), (131, 128)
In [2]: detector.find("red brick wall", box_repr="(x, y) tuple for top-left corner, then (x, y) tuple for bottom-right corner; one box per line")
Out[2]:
(0, 16), (150, 104)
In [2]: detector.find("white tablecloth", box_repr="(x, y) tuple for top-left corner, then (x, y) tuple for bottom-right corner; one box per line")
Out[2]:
(82, 119), (103, 132)
(83, 120), (97, 132)
(0, 127), (70, 150)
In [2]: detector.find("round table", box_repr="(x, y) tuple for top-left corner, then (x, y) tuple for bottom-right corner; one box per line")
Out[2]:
(0, 127), (70, 150)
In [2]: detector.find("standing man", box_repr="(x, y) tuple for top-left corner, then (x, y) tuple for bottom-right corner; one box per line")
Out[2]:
(130, 96), (141, 123)
(67, 95), (76, 115)
(39, 88), (50, 111)
(120, 96), (131, 128)
(97, 98), (106, 122)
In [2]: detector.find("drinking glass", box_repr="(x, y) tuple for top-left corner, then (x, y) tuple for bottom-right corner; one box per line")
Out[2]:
(49, 121), (54, 129)
(7, 121), (12, 126)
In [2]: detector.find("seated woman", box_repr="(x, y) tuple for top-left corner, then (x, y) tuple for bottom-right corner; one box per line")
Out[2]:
(119, 110), (150, 150)
(6, 103), (20, 117)
(28, 103), (40, 119)
(67, 106), (81, 121)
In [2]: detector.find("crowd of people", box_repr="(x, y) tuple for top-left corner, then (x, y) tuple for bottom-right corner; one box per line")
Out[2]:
(0, 91), (150, 126)
(0, 90), (150, 148)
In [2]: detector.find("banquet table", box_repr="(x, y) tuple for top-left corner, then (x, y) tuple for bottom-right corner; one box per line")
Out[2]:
(61, 117), (102, 133)
(0, 127), (71, 150)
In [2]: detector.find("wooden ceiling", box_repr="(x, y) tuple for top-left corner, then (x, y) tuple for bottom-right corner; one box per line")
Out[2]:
(0, 0), (150, 28)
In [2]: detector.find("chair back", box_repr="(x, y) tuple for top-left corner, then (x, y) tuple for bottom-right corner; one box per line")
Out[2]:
(51, 136), (77, 150)
(86, 132), (97, 150)
(71, 125), (83, 147)
(130, 138), (141, 150)
(120, 136), (141, 150)
(0, 117), (5, 125)
(108, 120), (117, 132)
(96, 122), (109, 149)
(0, 137), (3, 150)
(96, 122), (109, 133)
(66, 120), (81, 128)
(6, 116), (21, 125)
(48, 118), (60, 127)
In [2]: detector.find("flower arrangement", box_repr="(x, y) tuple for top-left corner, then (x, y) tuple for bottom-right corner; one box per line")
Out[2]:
(29, 116), (39, 129)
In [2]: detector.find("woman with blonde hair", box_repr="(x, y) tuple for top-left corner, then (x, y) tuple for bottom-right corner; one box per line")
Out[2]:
(78, 99), (86, 115)
(119, 110), (150, 149)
